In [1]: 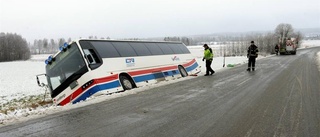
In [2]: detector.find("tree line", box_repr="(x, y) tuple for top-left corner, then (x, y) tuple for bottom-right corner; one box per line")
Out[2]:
(0, 33), (31, 62)
(222, 23), (302, 57)
(164, 37), (193, 46)
(0, 23), (305, 62)
(31, 36), (112, 54)
(163, 23), (303, 57)
(30, 38), (70, 54)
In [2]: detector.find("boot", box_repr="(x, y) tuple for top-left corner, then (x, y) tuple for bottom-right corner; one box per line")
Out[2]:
(210, 71), (215, 75)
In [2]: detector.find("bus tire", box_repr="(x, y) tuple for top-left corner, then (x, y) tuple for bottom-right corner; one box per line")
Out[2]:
(178, 65), (188, 77)
(120, 76), (134, 90)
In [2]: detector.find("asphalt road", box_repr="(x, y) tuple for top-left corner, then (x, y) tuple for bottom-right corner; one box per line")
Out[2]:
(1, 47), (320, 137)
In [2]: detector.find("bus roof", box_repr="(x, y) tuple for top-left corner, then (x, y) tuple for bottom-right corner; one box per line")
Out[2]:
(74, 39), (184, 44)
(46, 39), (186, 65)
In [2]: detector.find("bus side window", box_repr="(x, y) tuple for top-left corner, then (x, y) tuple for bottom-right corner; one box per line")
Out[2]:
(83, 49), (95, 64)
(167, 43), (183, 54)
(157, 43), (174, 54)
(177, 44), (191, 53)
(83, 49), (101, 69)
(86, 54), (94, 64)
(145, 43), (163, 55)
(111, 42), (137, 57)
(129, 42), (152, 56)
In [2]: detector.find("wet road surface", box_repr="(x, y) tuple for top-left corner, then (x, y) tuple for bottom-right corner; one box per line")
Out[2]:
(1, 47), (320, 137)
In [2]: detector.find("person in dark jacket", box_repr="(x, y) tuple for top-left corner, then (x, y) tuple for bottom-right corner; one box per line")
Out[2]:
(275, 44), (279, 55)
(202, 44), (215, 76)
(247, 41), (259, 71)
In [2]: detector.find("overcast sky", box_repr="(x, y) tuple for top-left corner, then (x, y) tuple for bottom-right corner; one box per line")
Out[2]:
(0, 0), (319, 42)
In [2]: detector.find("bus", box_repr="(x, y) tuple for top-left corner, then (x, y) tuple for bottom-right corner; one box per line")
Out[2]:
(36, 39), (201, 106)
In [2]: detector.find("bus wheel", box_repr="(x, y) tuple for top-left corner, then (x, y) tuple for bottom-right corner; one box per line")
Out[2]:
(120, 76), (134, 90)
(178, 65), (188, 77)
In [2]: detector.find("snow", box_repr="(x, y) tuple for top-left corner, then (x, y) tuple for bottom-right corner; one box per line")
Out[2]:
(317, 52), (320, 72)
(0, 41), (320, 126)
(300, 40), (320, 49)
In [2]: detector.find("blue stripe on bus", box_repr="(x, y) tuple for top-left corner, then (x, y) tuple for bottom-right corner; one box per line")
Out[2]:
(133, 62), (199, 83)
(133, 69), (180, 83)
(133, 74), (158, 83)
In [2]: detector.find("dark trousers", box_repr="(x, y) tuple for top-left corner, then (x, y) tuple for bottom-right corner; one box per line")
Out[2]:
(248, 57), (256, 70)
(206, 60), (214, 74)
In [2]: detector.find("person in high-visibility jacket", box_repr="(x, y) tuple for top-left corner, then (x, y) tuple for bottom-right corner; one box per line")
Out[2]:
(202, 44), (215, 76)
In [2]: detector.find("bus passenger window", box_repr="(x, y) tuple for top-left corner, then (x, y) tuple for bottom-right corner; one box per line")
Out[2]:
(145, 43), (163, 55)
(83, 49), (100, 64)
(89, 41), (120, 58)
(111, 42), (137, 57)
(129, 42), (152, 56)
(167, 43), (183, 54)
(177, 44), (191, 53)
(157, 43), (174, 54)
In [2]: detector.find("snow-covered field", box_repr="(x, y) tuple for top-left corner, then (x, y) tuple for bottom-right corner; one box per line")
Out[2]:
(300, 40), (320, 48)
(0, 42), (319, 126)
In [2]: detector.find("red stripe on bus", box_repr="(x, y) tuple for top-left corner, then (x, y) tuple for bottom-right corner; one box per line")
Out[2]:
(183, 59), (196, 68)
(129, 66), (176, 76)
(59, 87), (85, 106)
(95, 74), (119, 83)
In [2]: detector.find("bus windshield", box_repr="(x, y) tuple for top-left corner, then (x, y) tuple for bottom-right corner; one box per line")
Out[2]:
(46, 43), (87, 97)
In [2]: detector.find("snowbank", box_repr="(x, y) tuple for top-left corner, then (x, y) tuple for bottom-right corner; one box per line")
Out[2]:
(0, 76), (196, 126)
(317, 52), (320, 72)
(300, 40), (320, 48)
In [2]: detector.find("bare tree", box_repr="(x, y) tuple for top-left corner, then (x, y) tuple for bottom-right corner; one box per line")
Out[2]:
(264, 33), (278, 53)
(37, 39), (43, 54)
(50, 39), (56, 53)
(0, 33), (4, 61)
(275, 23), (294, 47)
(292, 31), (304, 48)
(43, 38), (48, 53)
(58, 38), (66, 47)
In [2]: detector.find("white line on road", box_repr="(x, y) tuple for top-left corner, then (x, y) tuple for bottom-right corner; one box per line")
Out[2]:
(237, 78), (252, 86)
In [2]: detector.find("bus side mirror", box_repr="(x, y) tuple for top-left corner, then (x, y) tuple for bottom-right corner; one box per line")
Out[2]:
(36, 74), (47, 87)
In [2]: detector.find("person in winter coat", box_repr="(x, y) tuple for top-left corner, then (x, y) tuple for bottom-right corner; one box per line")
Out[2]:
(247, 41), (259, 71)
(202, 44), (215, 76)
(275, 44), (279, 55)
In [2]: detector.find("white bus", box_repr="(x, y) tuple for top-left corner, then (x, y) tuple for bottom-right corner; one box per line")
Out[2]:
(37, 39), (201, 106)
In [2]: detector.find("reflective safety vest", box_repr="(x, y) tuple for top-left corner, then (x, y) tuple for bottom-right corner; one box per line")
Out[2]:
(204, 48), (213, 60)
(248, 45), (258, 57)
